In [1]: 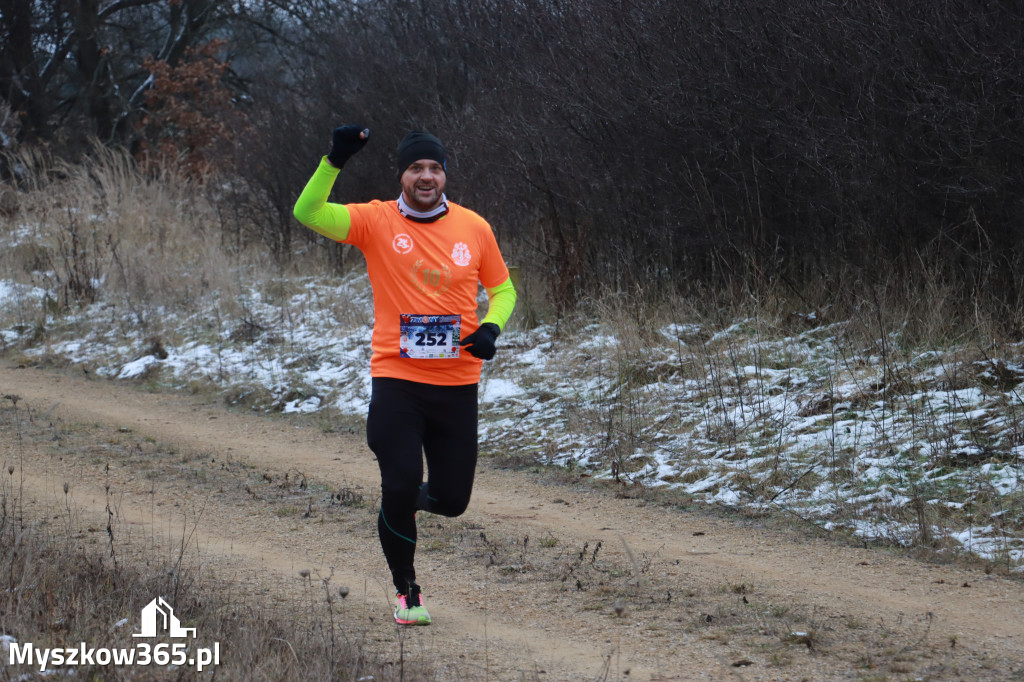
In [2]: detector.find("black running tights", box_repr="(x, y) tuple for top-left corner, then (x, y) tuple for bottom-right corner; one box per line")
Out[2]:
(365, 377), (478, 593)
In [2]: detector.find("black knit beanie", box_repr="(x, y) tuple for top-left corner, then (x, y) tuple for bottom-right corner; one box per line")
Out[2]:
(397, 131), (447, 174)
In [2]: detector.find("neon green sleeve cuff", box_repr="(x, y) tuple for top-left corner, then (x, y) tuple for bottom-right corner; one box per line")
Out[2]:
(481, 277), (517, 332)
(292, 156), (352, 241)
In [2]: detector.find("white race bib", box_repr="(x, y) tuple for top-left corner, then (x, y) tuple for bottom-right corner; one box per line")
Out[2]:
(399, 314), (461, 359)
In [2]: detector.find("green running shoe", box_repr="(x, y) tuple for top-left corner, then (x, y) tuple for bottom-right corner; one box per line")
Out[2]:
(394, 584), (431, 626)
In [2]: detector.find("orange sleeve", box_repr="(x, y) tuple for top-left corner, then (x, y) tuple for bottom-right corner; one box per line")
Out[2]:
(477, 221), (510, 289)
(341, 201), (388, 249)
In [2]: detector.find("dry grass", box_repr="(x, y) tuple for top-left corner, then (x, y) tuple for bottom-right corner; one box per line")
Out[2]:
(0, 523), (434, 681)
(1, 145), (276, 357)
(479, 277), (1024, 570)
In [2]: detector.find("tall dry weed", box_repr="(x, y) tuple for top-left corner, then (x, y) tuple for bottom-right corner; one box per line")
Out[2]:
(1, 145), (280, 346)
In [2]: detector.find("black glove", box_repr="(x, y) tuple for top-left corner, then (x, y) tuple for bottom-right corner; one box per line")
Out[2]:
(327, 125), (369, 168)
(460, 322), (500, 360)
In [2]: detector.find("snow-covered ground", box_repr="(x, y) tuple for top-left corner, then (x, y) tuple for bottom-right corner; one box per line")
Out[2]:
(3, 267), (1024, 569)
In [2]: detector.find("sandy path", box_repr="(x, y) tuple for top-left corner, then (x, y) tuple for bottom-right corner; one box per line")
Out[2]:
(3, 362), (1023, 681)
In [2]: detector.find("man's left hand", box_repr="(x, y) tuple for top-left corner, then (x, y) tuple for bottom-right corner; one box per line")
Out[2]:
(460, 323), (500, 360)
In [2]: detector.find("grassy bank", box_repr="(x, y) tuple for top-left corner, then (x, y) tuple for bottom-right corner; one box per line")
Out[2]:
(2, 148), (1023, 571)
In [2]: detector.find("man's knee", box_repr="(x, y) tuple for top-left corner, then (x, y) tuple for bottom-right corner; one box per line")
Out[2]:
(427, 492), (471, 517)
(381, 480), (421, 503)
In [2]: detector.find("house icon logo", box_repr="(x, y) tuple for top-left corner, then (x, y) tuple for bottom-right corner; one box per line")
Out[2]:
(132, 597), (197, 638)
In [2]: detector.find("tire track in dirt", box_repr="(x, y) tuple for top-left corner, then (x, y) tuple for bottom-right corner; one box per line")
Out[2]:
(4, 362), (1024, 680)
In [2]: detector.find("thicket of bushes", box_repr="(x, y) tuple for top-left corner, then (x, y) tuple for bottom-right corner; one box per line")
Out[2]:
(4, 0), (1023, 329)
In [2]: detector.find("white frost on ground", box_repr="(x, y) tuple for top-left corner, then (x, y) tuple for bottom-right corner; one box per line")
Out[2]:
(2, 271), (1023, 568)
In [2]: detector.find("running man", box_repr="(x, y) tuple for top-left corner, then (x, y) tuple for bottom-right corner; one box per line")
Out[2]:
(293, 125), (516, 625)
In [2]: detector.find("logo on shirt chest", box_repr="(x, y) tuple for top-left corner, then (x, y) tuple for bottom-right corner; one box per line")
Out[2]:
(451, 242), (472, 267)
(393, 234), (414, 254)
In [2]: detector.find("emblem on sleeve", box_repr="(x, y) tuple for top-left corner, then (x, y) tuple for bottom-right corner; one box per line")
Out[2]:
(451, 241), (472, 267)
(393, 234), (414, 254)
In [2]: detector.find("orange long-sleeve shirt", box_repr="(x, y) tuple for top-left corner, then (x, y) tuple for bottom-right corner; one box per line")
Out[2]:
(294, 158), (512, 386)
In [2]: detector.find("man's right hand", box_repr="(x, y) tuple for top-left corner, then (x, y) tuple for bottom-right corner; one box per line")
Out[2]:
(327, 125), (370, 169)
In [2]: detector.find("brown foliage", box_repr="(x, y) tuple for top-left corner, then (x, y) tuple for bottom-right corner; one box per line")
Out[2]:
(137, 40), (244, 178)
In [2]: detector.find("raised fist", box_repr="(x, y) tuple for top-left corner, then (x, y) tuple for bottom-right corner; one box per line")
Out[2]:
(327, 125), (370, 168)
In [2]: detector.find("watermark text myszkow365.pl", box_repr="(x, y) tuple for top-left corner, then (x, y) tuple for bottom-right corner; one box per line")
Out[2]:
(9, 641), (220, 672)
(6, 597), (220, 673)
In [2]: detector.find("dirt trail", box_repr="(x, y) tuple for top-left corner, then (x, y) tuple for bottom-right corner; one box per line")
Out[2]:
(3, 362), (1024, 681)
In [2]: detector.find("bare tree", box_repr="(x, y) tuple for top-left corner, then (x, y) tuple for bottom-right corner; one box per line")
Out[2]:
(8, 0), (1024, 319)
(0, 0), (285, 156)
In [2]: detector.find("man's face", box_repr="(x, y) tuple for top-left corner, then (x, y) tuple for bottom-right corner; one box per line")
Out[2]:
(400, 160), (446, 212)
